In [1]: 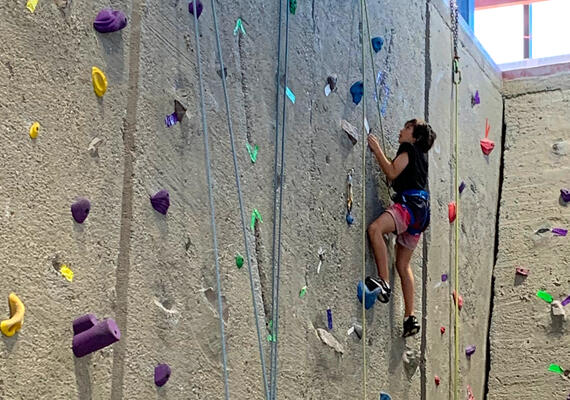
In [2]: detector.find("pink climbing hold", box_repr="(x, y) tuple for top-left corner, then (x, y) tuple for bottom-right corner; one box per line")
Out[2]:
(467, 385), (475, 400)
(448, 202), (457, 223)
(515, 267), (529, 277)
(480, 118), (495, 156)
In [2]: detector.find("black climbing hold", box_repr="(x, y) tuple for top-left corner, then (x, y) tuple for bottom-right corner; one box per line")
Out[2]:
(350, 81), (364, 105)
(327, 75), (337, 92)
(371, 37), (384, 53)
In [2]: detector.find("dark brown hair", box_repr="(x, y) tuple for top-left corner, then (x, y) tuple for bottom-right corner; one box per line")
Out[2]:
(406, 119), (436, 153)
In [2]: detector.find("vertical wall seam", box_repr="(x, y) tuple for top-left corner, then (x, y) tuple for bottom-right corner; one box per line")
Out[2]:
(420, 1), (432, 399)
(484, 98), (506, 399)
(111, 0), (144, 398)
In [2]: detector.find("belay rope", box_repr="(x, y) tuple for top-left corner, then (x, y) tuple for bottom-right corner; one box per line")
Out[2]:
(450, 1), (462, 400)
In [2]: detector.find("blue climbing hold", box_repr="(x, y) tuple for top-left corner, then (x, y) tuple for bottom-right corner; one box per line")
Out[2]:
(350, 81), (364, 105)
(371, 37), (384, 53)
(357, 280), (380, 310)
(380, 392), (392, 400)
(346, 213), (354, 225)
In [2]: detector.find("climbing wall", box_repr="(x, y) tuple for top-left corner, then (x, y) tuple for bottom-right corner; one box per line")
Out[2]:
(0, 0), (505, 399)
(488, 72), (570, 399)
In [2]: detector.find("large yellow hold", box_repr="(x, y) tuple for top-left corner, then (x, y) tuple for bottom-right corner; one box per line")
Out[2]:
(92, 66), (108, 97)
(29, 122), (40, 139)
(1, 293), (25, 337)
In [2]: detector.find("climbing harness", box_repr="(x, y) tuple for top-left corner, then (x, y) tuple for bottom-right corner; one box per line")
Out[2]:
(394, 189), (431, 235)
(450, 1), (461, 400)
(190, 7), (231, 399)
(269, 0), (292, 398)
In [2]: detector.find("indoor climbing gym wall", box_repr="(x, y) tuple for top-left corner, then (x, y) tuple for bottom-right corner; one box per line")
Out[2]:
(1, 0), (560, 399)
(488, 72), (570, 398)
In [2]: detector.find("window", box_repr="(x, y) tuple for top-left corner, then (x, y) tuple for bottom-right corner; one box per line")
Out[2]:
(475, 5), (524, 64)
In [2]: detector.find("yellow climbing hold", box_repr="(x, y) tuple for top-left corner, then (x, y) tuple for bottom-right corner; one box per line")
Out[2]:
(60, 265), (74, 282)
(92, 66), (108, 97)
(26, 0), (38, 12)
(1, 293), (25, 337)
(29, 122), (40, 139)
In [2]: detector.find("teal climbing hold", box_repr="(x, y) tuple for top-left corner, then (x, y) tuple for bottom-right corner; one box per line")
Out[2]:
(357, 280), (380, 310)
(371, 37), (384, 53)
(290, 0), (297, 14)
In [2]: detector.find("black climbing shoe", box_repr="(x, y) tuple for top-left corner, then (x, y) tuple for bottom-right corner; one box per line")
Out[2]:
(402, 315), (421, 337)
(365, 276), (391, 303)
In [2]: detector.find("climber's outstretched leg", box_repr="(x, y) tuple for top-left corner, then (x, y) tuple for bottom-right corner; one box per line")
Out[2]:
(367, 212), (395, 303)
(396, 242), (420, 337)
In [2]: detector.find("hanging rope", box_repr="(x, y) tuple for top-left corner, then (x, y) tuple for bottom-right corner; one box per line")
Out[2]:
(190, 8), (230, 400)
(359, 0), (368, 398)
(207, 0), (271, 398)
(269, 0), (291, 398)
(450, 1), (461, 400)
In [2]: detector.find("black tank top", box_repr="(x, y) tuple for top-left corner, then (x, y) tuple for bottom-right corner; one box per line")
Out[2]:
(392, 142), (428, 193)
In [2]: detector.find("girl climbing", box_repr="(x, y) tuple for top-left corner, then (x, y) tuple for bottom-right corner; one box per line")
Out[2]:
(366, 119), (436, 337)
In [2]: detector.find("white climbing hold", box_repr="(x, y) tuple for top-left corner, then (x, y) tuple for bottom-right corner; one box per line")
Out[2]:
(316, 246), (325, 274)
(88, 137), (104, 155)
(324, 84), (331, 97)
(364, 117), (370, 134)
(551, 300), (566, 320)
(341, 119), (359, 145)
(317, 328), (344, 354)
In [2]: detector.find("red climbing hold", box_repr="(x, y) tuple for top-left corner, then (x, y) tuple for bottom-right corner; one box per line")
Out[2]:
(440, 326), (445, 335)
(448, 202), (456, 223)
(453, 290), (463, 310)
(434, 375), (440, 386)
(480, 118), (495, 155)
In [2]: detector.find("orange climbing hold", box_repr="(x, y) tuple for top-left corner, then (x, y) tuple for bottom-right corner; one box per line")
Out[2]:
(453, 290), (463, 311)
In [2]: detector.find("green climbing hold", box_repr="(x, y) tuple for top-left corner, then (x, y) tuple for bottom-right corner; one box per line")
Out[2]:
(548, 364), (564, 374)
(290, 0), (297, 15)
(250, 208), (263, 230)
(235, 253), (244, 269)
(267, 320), (276, 342)
(233, 18), (246, 36)
(246, 143), (258, 163)
(537, 290), (553, 303)
(299, 285), (307, 298)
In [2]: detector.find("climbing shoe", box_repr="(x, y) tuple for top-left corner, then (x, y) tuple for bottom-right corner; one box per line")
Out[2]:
(402, 315), (421, 337)
(365, 276), (391, 303)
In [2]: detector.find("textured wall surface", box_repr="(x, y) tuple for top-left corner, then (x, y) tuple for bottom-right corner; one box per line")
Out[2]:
(0, 0), (505, 399)
(488, 73), (570, 400)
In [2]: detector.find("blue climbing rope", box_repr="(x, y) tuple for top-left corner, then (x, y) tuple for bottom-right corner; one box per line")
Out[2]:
(269, 0), (291, 398)
(207, 0), (271, 398)
(190, 7), (230, 400)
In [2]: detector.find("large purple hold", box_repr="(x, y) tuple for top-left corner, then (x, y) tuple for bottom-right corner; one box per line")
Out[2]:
(188, 0), (203, 19)
(71, 198), (91, 224)
(151, 190), (170, 215)
(561, 188), (570, 203)
(561, 295), (570, 307)
(154, 363), (172, 387)
(465, 345), (476, 357)
(93, 9), (128, 33)
(72, 318), (121, 358)
(72, 314), (98, 335)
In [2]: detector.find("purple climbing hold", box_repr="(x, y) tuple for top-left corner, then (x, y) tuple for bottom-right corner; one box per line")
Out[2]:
(71, 198), (91, 224)
(72, 318), (121, 358)
(188, 0), (203, 18)
(154, 363), (172, 387)
(93, 9), (128, 33)
(350, 81), (364, 105)
(151, 190), (170, 215)
(459, 181), (466, 194)
(72, 314), (98, 335)
(441, 273), (448, 282)
(552, 228), (568, 236)
(561, 188), (570, 203)
(471, 90), (480, 106)
(465, 345), (476, 357)
(561, 295), (570, 307)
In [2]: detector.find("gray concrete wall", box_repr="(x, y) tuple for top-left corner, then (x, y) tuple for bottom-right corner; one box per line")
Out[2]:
(0, 0), (504, 399)
(488, 72), (570, 400)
